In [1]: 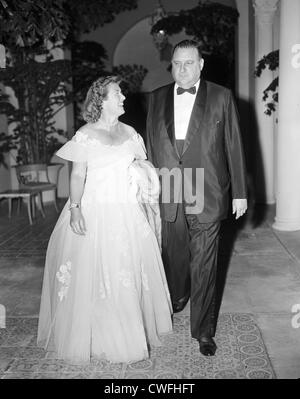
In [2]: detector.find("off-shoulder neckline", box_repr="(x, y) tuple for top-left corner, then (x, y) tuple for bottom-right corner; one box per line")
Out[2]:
(74, 130), (138, 148)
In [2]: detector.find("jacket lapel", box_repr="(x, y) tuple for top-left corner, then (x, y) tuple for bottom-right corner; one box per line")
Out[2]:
(164, 83), (180, 157)
(182, 79), (207, 156)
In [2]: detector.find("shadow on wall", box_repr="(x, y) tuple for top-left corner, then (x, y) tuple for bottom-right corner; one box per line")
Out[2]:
(202, 54), (233, 89)
(215, 99), (269, 317)
(237, 97), (268, 227)
(119, 92), (148, 138)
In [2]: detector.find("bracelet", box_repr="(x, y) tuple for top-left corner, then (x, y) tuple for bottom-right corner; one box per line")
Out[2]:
(68, 203), (81, 210)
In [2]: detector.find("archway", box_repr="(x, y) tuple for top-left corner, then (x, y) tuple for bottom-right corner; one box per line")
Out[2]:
(113, 16), (189, 92)
(114, 16), (190, 135)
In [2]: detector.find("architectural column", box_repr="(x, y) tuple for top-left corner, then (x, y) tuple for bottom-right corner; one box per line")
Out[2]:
(253, 0), (279, 204)
(273, 0), (300, 231)
(236, 0), (251, 103)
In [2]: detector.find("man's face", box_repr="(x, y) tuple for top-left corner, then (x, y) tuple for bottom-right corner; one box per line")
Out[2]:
(171, 47), (204, 89)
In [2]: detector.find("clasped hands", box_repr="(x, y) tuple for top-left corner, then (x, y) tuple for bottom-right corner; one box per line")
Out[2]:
(232, 199), (248, 220)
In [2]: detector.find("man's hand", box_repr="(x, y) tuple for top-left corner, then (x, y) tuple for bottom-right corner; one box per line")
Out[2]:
(70, 208), (87, 235)
(232, 199), (248, 220)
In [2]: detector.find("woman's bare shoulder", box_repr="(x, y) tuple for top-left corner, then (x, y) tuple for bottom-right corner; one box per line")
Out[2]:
(119, 122), (137, 137)
(77, 123), (95, 135)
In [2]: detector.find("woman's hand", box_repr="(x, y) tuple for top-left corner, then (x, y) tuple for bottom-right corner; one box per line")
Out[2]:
(70, 208), (87, 235)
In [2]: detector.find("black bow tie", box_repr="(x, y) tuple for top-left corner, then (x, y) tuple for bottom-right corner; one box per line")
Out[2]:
(177, 86), (196, 95)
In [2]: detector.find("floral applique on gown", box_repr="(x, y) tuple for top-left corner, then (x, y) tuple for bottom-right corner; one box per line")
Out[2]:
(37, 122), (173, 364)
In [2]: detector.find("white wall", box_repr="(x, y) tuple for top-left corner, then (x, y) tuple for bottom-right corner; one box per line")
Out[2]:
(83, 0), (236, 69)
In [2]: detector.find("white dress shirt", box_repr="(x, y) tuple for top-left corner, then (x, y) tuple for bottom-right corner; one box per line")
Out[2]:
(174, 80), (200, 140)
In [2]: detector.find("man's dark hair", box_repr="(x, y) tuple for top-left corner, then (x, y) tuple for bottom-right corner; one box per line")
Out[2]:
(172, 40), (203, 59)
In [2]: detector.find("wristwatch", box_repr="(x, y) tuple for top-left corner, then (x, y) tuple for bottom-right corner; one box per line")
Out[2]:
(68, 203), (81, 210)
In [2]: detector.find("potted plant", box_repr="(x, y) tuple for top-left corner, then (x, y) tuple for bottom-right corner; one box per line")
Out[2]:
(0, 0), (74, 203)
(0, 49), (72, 165)
(0, 0), (143, 177)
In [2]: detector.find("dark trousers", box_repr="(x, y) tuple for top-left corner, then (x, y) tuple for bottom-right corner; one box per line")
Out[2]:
(162, 203), (221, 340)
(186, 214), (220, 339)
(161, 203), (191, 308)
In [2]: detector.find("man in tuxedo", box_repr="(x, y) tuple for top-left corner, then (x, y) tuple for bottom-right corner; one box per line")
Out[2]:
(146, 40), (248, 356)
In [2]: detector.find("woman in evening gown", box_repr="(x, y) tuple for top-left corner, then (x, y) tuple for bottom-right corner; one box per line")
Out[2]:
(37, 76), (173, 364)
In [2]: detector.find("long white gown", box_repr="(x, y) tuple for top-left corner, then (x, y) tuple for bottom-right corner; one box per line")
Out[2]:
(37, 121), (173, 364)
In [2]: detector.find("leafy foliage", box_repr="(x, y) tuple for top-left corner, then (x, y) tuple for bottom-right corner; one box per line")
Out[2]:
(0, 0), (138, 43)
(0, 0), (144, 165)
(0, 51), (72, 164)
(67, 0), (138, 35)
(254, 50), (279, 115)
(0, 0), (72, 164)
(113, 65), (148, 96)
(151, 1), (238, 88)
(0, 44), (147, 164)
(0, 0), (70, 48)
(151, 1), (239, 61)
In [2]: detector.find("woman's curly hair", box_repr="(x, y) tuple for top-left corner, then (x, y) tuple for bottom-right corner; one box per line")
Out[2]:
(82, 76), (121, 123)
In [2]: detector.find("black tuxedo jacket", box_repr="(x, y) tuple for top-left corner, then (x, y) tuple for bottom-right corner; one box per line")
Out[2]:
(146, 80), (248, 223)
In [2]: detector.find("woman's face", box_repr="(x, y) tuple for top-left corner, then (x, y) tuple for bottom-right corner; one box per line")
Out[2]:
(102, 82), (126, 117)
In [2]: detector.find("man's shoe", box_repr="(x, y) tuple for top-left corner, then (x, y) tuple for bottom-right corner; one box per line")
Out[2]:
(198, 336), (217, 356)
(172, 295), (189, 313)
(172, 303), (185, 313)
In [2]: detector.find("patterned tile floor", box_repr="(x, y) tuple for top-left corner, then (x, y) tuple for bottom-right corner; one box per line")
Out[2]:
(0, 314), (275, 379)
(1, 200), (300, 379)
(0, 208), (52, 258)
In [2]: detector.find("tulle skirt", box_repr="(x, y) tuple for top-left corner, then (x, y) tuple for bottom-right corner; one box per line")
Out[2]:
(37, 196), (173, 364)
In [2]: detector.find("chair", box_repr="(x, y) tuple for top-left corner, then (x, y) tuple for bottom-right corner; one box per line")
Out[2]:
(15, 164), (60, 217)
(0, 189), (38, 225)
